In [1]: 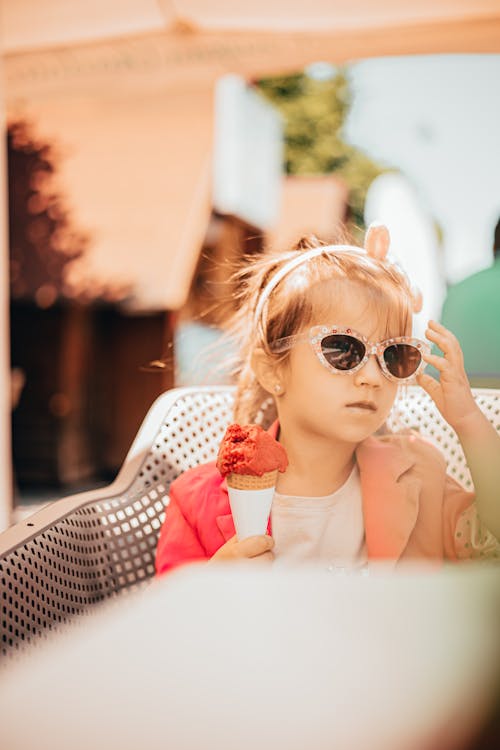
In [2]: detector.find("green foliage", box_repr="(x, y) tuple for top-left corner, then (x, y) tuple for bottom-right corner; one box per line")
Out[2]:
(255, 68), (387, 237)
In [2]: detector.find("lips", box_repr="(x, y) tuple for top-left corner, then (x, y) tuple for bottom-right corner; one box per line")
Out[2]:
(346, 401), (377, 411)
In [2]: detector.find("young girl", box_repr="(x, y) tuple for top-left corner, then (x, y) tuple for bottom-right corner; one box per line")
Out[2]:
(155, 224), (500, 574)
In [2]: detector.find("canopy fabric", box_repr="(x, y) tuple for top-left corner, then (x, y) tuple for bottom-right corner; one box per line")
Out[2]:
(3, 0), (500, 54)
(4, 21), (500, 99)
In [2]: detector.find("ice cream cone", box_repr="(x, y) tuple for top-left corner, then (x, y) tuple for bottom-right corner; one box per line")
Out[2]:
(227, 470), (278, 539)
(227, 470), (278, 490)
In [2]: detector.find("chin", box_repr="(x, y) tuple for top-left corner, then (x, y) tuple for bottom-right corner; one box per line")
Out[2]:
(328, 425), (377, 445)
(340, 414), (390, 442)
(344, 430), (377, 444)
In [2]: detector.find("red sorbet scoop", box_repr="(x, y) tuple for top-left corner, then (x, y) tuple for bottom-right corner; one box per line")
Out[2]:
(216, 424), (288, 478)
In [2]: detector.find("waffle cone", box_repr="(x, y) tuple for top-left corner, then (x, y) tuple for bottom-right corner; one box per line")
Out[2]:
(227, 469), (278, 490)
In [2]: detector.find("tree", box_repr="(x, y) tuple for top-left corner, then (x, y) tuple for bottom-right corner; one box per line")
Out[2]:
(7, 119), (130, 306)
(7, 119), (90, 307)
(255, 68), (386, 236)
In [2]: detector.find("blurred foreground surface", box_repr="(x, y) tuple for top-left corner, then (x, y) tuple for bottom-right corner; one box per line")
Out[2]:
(0, 563), (499, 750)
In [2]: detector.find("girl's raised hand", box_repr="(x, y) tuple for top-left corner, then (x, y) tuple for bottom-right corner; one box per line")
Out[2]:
(416, 320), (479, 432)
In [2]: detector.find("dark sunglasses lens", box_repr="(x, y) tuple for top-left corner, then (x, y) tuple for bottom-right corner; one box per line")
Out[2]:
(384, 344), (421, 378)
(321, 335), (366, 371)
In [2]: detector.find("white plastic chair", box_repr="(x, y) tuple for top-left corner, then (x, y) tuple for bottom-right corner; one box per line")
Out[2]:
(386, 386), (500, 490)
(1, 385), (499, 659)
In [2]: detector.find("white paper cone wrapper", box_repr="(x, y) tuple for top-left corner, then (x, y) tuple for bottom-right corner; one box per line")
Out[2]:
(227, 486), (275, 539)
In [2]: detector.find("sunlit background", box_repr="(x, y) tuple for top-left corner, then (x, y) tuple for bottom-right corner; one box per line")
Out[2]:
(1, 6), (500, 749)
(1, 3), (499, 526)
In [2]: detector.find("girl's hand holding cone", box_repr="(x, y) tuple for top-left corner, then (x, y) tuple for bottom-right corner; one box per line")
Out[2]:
(216, 423), (288, 542)
(209, 534), (274, 564)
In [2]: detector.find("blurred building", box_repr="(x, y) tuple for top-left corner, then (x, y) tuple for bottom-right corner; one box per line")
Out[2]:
(6, 61), (345, 492)
(7, 75), (283, 489)
(268, 175), (348, 250)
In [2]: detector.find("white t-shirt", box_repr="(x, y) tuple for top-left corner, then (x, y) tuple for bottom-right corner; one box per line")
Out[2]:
(271, 463), (367, 570)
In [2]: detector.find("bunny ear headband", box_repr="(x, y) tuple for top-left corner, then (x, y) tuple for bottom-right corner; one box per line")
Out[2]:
(364, 222), (423, 313)
(254, 222), (423, 332)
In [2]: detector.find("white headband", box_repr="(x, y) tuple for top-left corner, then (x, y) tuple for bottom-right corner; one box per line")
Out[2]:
(253, 224), (423, 336)
(254, 243), (372, 334)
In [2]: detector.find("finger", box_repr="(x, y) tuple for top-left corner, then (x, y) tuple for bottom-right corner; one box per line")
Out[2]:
(421, 350), (449, 372)
(425, 325), (461, 359)
(250, 550), (275, 564)
(424, 327), (448, 349)
(427, 319), (454, 335)
(416, 372), (441, 395)
(416, 373), (444, 410)
(422, 350), (467, 382)
(237, 534), (274, 558)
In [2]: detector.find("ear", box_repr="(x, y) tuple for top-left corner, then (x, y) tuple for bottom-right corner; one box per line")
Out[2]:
(364, 221), (390, 260)
(251, 348), (286, 397)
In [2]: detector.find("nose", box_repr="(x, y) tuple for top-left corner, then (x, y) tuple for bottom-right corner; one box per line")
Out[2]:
(353, 353), (384, 387)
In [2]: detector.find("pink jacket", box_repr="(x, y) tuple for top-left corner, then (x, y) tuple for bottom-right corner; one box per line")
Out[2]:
(155, 423), (475, 575)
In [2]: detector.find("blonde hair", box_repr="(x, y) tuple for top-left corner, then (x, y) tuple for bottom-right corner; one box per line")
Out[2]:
(227, 234), (415, 424)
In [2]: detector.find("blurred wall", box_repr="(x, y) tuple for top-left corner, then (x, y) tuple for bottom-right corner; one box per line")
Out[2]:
(7, 78), (214, 311)
(267, 175), (348, 250)
(1, 75), (13, 528)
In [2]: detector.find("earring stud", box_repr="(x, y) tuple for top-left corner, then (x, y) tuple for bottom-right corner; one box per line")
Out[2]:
(274, 384), (281, 393)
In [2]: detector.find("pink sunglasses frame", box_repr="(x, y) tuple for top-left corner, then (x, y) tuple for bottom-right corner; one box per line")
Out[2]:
(270, 325), (430, 383)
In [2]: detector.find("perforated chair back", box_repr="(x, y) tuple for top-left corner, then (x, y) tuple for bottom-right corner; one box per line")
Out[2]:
(0, 387), (234, 659)
(386, 387), (500, 490)
(1, 385), (499, 659)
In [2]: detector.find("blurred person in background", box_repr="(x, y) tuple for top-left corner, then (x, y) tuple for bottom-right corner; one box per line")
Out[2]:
(440, 217), (500, 387)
